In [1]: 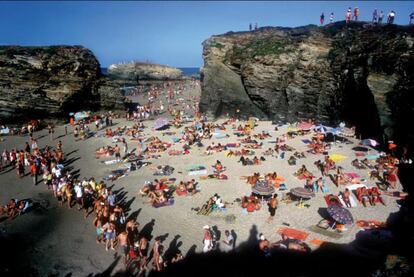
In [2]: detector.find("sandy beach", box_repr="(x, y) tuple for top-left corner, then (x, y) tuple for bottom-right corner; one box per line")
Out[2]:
(0, 79), (402, 276)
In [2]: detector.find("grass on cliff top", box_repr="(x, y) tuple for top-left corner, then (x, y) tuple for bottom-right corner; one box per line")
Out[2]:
(228, 37), (292, 61)
(210, 42), (225, 49)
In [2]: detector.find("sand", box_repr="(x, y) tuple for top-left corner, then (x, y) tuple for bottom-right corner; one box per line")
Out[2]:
(0, 80), (401, 276)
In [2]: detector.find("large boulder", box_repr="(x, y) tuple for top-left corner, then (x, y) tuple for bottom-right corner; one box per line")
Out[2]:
(0, 45), (124, 120)
(201, 22), (414, 145)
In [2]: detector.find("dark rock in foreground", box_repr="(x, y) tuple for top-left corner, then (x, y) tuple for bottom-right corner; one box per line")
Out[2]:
(200, 21), (414, 145)
(0, 45), (125, 120)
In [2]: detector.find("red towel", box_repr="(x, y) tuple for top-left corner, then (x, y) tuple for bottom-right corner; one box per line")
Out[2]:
(277, 227), (309, 241)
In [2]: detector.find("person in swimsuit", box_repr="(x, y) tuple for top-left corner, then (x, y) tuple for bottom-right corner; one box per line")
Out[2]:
(118, 231), (129, 265)
(266, 194), (278, 223)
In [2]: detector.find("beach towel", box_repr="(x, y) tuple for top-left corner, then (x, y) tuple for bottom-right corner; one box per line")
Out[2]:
(213, 133), (227, 139)
(188, 169), (208, 176)
(226, 143), (240, 148)
(367, 154), (380, 160)
(302, 139), (312, 144)
(103, 159), (120, 165)
(277, 227), (309, 241)
(330, 154), (347, 162)
(310, 239), (325, 247)
(356, 220), (386, 230)
(338, 193), (358, 207)
(345, 172), (360, 179)
(171, 137), (181, 143)
(355, 152), (366, 157)
(152, 198), (175, 208)
(308, 225), (343, 239)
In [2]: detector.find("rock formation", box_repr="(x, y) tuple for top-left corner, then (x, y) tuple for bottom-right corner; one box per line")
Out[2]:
(200, 22), (414, 145)
(0, 45), (125, 120)
(107, 61), (182, 82)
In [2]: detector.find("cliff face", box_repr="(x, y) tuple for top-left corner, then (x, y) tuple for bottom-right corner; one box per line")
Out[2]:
(201, 22), (414, 144)
(107, 62), (182, 81)
(0, 46), (124, 120)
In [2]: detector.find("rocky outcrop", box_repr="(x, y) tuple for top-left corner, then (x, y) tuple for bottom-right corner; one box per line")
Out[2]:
(107, 62), (182, 81)
(201, 22), (414, 144)
(0, 45), (125, 120)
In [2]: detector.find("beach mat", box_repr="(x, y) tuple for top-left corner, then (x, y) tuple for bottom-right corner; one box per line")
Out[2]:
(355, 152), (366, 157)
(310, 239), (325, 247)
(330, 154), (347, 162)
(356, 220), (386, 230)
(277, 227), (309, 241)
(301, 139), (312, 144)
(153, 199), (174, 208)
(308, 225), (342, 239)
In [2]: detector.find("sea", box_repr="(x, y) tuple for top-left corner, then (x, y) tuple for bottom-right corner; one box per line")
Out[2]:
(100, 67), (200, 77)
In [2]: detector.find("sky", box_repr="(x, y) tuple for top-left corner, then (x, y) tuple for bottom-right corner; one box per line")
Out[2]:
(1, 1), (413, 67)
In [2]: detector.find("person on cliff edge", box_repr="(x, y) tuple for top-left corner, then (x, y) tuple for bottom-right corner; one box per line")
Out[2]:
(320, 12), (325, 25)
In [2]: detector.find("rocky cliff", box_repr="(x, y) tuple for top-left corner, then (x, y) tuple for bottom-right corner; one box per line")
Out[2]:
(201, 22), (414, 145)
(107, 61), (182, 82)
(0, 45), (125, 120)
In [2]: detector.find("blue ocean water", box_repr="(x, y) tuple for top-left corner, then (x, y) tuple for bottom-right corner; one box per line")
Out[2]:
(100, 67), (199, 76)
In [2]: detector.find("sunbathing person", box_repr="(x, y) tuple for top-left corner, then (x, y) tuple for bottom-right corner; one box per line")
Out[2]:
(369, 187), (386, 206)
(323, 156), (335, 176)
(213, 160), (225, 173)
(6, 199), (19, 218)
(288, 156), (297, 166)
(359, 187), (372, 207)
(334, 167), (350, 186)
(263, 148), (274, 156)
(295, 165), (313, 180)
(352, 159), (366, 169)
(341, 188), (352, 208)
(294, 151), (306, 159)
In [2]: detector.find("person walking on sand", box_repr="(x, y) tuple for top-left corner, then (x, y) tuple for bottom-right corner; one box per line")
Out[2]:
(353, 7), (360, 21)
(266, 194), (278, 223)
(329, 12), (334, 23)
(202, 225), (213, 252)
(320, 12), (325, 25)
(118, 231), (129, 266)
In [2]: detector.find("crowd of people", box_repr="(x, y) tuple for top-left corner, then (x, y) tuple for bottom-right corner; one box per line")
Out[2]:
(319, 7), (413, 25)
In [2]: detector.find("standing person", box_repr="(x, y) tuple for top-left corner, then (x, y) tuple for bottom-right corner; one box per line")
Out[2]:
(104, 222), (116, 251)
(118, 231), (129, 266)
(48, 124), (54, 140)
(30, 161), (38, 185)
(64, 124), (68, 136)
(353, 7), (360, 21)
(320, 12), (325, 25)
(388, 10), (395, 24)
(410, 12), (414, 25)
(221, 230), (234, 252)
(254, 22), (258, 30)
(249, 23), (252, 31)
(122, 138), (128, 155)
(202, 225), (213, 253)
(329, 12), (334, 23)
(266, 194), (278, 223)
(378, 11), (384, 24)
(372, 9), (378, 23)
(114, 144), (121, 162)
(346, 8), (352, 23)
(74, 181), (84, 210)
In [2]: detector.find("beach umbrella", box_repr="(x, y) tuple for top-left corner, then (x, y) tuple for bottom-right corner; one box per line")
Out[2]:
(330, 154), (347, 162)
(154, 117), (169, 130)
(252, 180), (275, 196)
(327, 205), (354, 225)
(290, 187), (315, 199)
(360, 139), (379, 147)
(298, 122), (314, 131)
(352, 146), (369, 152)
